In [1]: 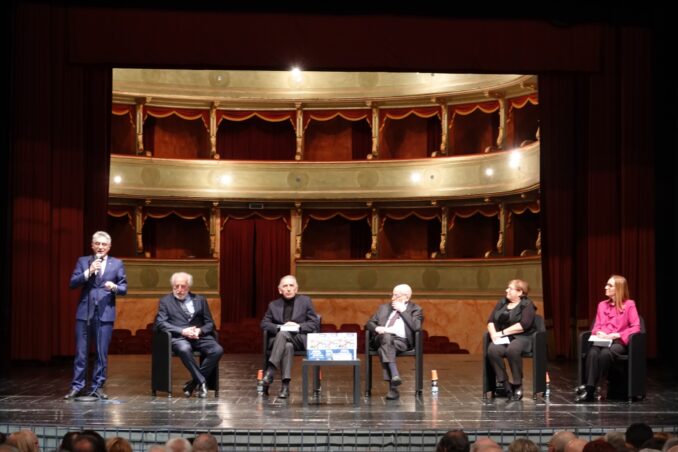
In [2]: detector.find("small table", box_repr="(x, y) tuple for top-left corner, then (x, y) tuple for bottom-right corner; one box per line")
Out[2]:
(302, 359), (361, 406)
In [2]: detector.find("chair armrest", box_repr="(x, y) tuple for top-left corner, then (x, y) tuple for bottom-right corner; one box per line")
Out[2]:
(414, 330), (422, 355)
(365, 329), (372, 356)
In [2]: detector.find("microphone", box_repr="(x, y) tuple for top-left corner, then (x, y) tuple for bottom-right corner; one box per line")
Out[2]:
(94, 253), (104, 275)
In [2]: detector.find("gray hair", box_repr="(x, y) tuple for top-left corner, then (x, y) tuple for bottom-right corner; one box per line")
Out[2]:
(170, 272), (194, 288)
(91, 231), (111, 244)
(165, 438), (192, 452)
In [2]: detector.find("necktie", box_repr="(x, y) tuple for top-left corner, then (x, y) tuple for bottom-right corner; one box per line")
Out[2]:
(386, 311), (400, 327)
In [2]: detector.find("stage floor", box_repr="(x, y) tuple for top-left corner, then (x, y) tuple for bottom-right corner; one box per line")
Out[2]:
(1, 354), (677, 448)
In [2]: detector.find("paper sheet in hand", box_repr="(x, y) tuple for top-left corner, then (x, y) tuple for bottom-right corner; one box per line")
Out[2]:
(280, 324), (300, 332)
(492, 336), (510, 345)
(588, 336), (612, 347)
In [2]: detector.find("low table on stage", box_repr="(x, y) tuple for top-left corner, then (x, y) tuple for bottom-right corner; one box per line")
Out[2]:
(302, 359), (361, 406)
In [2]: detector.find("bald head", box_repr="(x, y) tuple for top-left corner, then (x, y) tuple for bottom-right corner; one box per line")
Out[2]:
(472, 438), (503, 452)
(565, 439), (588, 452)
(549, 432), (578, 452)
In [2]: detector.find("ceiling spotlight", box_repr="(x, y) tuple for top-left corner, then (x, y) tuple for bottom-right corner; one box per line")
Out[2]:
(410, 172), (422, 183)
(113, 175), (122, 184)
(219, 174), (232, 185)
(484, 168), (494, 177)
(290, 67), (303, 83)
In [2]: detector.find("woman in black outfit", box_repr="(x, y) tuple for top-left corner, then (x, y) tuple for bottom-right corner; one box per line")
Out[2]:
(486, 279), (536, 400)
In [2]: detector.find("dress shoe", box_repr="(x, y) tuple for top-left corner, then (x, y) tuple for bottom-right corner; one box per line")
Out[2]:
(262, 368), (274, 385)
(197, 382), (208, 398)
(575, 385), (595, 403)
(183, 380), (197, 397)
(508, 387), (523, 401)
(391, 376), (402, 387)
(386, 388), (400, 400)
(574, 384), (587, 395)
(90, 388), (108, 400)
(64, 388), (80, 400)
(278, 385), (290, 399)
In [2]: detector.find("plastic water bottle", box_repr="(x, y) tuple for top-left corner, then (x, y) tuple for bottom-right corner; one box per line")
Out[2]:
(256, 369), (264, 395)
(544, 371), (551, 399)
(431, 369), (439, 394)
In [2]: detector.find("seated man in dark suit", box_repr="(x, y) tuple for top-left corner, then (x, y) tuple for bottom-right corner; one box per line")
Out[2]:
(261, 275), (320, 398)
(366, 283), (423, 400)
(154, 272), (223, 398)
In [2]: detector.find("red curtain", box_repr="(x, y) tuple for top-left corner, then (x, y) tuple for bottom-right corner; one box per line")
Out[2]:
(216, 116), (295, 160)
(220, 215), (290, 323)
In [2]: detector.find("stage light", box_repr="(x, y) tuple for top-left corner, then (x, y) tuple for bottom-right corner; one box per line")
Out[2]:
(410, 172), (422, 184)
(113, 175), (122, 184)
(219, 174), (232, 185)
(484, 167), (494, 177)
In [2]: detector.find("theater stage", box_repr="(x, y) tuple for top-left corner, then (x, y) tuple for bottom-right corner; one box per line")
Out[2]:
(1, 354), (677, 451)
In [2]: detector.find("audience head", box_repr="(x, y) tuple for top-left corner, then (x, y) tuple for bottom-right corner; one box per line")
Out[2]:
(7, 431), (39, 452)
(584, 440), (616, 452)
(192, 434), (218, 452)
(0, 434), (6, 445)
(472, 437), (503, 452)
(71, 432), (105, 452)
(508, 438), (539, 452)
(436, 430), (470, 452)
(640, 436), (667, 452)
(662, 438), (678, 452)
(59, 432), (80, 452)
(0, 446), (20, 452)
(626, 424), (654, 450)
(105, 438), (132, 452)
(604, 432), (630, 452)
(147, 446), (167, 452)
(565, 439), (589, 452)
(549, 432), (578, 452)
(165, 438), (192, 452)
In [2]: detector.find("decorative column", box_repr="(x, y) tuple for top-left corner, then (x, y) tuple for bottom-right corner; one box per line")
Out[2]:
(431, 206), (449, 258)
(291, 203), (303, 263)
(366, 205), (380, 259)
(367, 102), (380, 160)
(134, 98), (147, 156)
(485, 203), (506, 257)
(209, 202), (220, 258)
(134, 204), (144, 255)
(294, 103), (304, 161)
(432, 99), (448, 157)
(496, 97), (507, 150)
(209, 102), (219, 159)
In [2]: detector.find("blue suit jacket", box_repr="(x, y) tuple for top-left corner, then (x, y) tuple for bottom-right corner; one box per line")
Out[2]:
(69, 255), (128, 322)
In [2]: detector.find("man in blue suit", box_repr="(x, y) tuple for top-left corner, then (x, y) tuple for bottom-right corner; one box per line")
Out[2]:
(64, 231), (127, 400)
(260, 275), (319, 398)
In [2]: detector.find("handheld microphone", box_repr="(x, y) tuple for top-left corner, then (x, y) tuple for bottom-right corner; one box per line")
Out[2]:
(94, 253), (104, 275)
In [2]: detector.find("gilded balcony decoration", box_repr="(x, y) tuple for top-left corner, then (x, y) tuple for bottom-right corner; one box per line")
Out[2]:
(109, 142), (538, 202)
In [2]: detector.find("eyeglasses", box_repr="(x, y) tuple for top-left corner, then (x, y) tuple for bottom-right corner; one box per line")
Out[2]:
(93, 241), (110, 246)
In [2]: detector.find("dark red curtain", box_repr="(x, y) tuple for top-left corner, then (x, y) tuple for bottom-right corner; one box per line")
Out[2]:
(220, 216), (290, 324)
(216, 116), (295, 160)
(540, 27), (656, 358)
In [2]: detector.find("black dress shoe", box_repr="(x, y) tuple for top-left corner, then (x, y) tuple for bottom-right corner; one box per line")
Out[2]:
(386, 388), (400, 400)
(90, 388), (108, 400)
(197, 382), (208, 398)
(575, 386), (595, 403)
(64, 388), (80, 400)
(508, 388), (523, 401)
(574, 384), (587, 394)
(183, 380), (197, 397)
(391, 376), (402, 387)
(262, 368), (274, 385)
(278, 385), (290, 399)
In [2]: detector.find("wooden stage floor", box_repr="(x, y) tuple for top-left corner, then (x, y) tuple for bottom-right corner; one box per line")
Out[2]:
(1, 354), (676, 450)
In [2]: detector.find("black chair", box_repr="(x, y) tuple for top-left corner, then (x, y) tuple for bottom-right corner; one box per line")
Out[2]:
(364, 329), (424, 396)
(577, 316), (646, 402)
(151, 329), (220, 397)
(482, 314), (547, 399)
(262, 325), (321, 396)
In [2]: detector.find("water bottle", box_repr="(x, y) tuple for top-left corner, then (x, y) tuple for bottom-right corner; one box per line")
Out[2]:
(544, 371), (551, 399)
(256, 369), (264, 395)
(431, 369), (439, 394)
